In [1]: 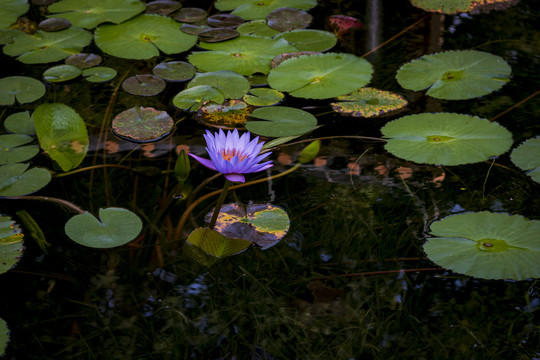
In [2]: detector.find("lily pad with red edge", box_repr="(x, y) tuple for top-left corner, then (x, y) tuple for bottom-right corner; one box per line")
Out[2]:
(43, 64), (81, 83)
(152, 61), (196, 82)
(381, 113), (513, 166)
(145, 0), (182, 15)
(172, 85), (225, 112)
(172, 7), (208, 23)
(330, 88), (408, 118)
(196, 100), (252, 129)
(38, 18), (71, 32)
(186, 70), (250, 99)
(0, 76), (46, 105)
(0, 163), (51, 197)
(4, 111), (35, 135)
(65, 53), (102, 68)
(82, 66), (117, 83)
(327, 15), (362, 36)
(206, 203), (290, 250)
(207, 14), (245, 28)
(267, 7), (312, 31)
(215, 0), (317, 20)
(0, 134), (39, 165)
(0, 215), (24, 275)
(243, 88), (284, 106)
(198, 28), (240, 43)
(510, 136), (540, 183)
(112, 107), (174, 143)
(237, 20), (280, 37)
(274, 29), (337, 52)
(246, 106), (317, 137)
(396, 50), (511, 100)
(424, 211), (540, 280)
(122, 74), (166, 96)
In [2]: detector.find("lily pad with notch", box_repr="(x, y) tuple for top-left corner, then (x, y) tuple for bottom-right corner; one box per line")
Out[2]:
(112, 106), (174, 143)
(381, 113), (513, 166)
(122, 74), (166, 96)
(196, 100), (252, 128)
(0, 163), (51, 197)
(0, 76), (46, 105)
(246, 106), (317, 137)
(65, 53), (102, 68)
(0, 0), (29, 29)
(274, 29), (337, 52)
(237, 20), (280, 37)
(43, 64), (81, 82)
(4, 111), (35, 134)
(65, 207), (142, 248)
(330, 87), (408, 117)
(267, 7), (312, 31)
(396, 50), (511, 100)
(82, 66), (117, 83)
(215, 0), (317, 20)
(186, 70), (250, 99)
(0, 134), (39, 165)
(185, 227), (252, 267)
(424, 211), (540, 280)
(0, 215), (24, 275)
(153, 61), (196, 82)
(172, 85), (225, 112)
(510, 136), (540, 184)
(243, 87), (284, 106)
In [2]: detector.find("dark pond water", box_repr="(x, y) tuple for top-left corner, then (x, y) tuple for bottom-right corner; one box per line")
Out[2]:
(1, 0), (540, 359)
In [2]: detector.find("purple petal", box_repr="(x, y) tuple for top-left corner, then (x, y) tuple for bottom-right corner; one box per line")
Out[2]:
(224, 173), (245, 183)
(188, 153), (217, 171)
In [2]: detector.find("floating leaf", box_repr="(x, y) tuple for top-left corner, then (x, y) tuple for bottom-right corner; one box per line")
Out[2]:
(424, 211), (540, 280)
(196, 100), (252, 128)
(330, 87), (408, 117)
(0, 0), (29, 29)
(82, 66), (117, 83)
(47, 0), (145, 29)
(207, 14), (245, 28)
(198, 28), (240, 43)
(246, 106), (317, 137)
(0, 134), (39, 165)
(65, 53), (102, 68)
(0, 76), (45, 105)
(327, 14), (362, 36)
(243, 87), (284, 106)
(33, 103), (89, 172)
(4, 111), (35, 134)
(0, 29), (25, 45)
(0, 215), (24, 274)
(0, 163), (51, 196)
(187, 70), (250, 99)
(146, 0), (182, 15)
(122, 74), (166, 96)
(274, 29), (337, 52)
(381, 113), (513, 165)
(206, 203), (290, 250)
(172, 85), (225, 112)
(270, 51), (318, 68)
(172, 7), (208, 23)
(180, 23), (211, 36)
(410, 0), (520, 14)
(298, 139), (321, 164)
(95, 14), (198, 60)
(112, 106), (174, 142)
(237, 20), (280, 37)
(43, 64), (81, 82)
(65, 207), (142, 248)
(511, 137), (540, 183)
(268, 53), (373, 99)
(267, 7), (312, 31)
(396, 50), (511, 100)
(215, 0), (317, 20)
(152, 61), (196, 82)
(187, 227), (252, 258)
(38, 17), (72, 32)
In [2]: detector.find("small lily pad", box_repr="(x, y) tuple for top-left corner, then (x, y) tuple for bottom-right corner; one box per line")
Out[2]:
(0, 134), (39, 165)
(65, 207), (142, 248)
(0, 215), (24, 274)
(424, 211), (540, 280)
(330, 87), (408, 117)
(146, 0), (182, 15)
(152, 61), (196, 82)
(207, 14), (245, 28)
(270, 51), (318, 68)
(0, 0), (29, 29)
(196, 100), (252, 128)
(0, 76), (46, 105)
(274, 29), (337, 52)
(206, 202), (290, 250)
(267, 7), (312, 31)
(3, 111), (35, 134)
(0, 163), (51, 196)
(122, 74), (166, 96)
(186, 70), (250, 99)
(243, 87), (284, 106)
(237, 20), (280, 37)
(510, 137), (540, 183)
(172, 7), (208, 23)
(187, 227), (252, 258)
(198, 28), (240, 43)
(112, 106), (174, 142)
(246, 106), (317, 137)
(215, 0), (317, 20)
(65, 53), (102, 68)
(172, 85), (225, 112)
(38, 18), (72, 32)
(396, 50), (511, 100)
(82, 66), (117, 83)
(43, 64), (82, 82)
(381, 113), (513, 165)
(327, 15), (362, 36)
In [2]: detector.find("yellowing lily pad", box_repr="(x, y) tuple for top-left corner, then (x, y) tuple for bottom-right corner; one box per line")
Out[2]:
(510, 136), (540, 183)
(330, 88), (408, 117)
(112, 107), (174, 142)
(196, 100), (252, 128)
(0, 215), (24, 274)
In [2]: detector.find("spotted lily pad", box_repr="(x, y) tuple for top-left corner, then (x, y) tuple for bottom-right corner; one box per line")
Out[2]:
(510, 137), (540, 183)
(268, 53), (373, 99)
(215, 0), (317, 20)
(396, 50), (511, 100)
(330, 88), (408, 117)
(274, 29), (337, 52)
(82, 66), (117, 83)
(246, 106), (317, 137)
(243, 88), (284, 106)
(0, 134), (39, 165)
(112, 106), (174, 142)
(196, 100), (252, 128)
(0, 163), (51, 196)
(172, 85), (225, 112)
(65, 53), (102, 68)
(424, 211), (540, 280)
(43, 64), (81, 82)
(206, 203), (290, 249)
(0, 76), (45, 105)
(153, 61), (196, 82)
(0, 0), (29, 29)
(65, 207), (142, 248)
(187, 70), (250, 99)
(381, 113), (513, 165)
(0, 215), (24, 274)
(122, 74), (166, 96)
(3, 111), (35, 134)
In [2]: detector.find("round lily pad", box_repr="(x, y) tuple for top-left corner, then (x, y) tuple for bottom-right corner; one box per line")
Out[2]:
(43, 64), (82, 82)
(186, 70), (250, 99)
(510, 136), (540, 183)
(410, 0), (519, 14)
(424, 211), (540, 280)
(0, 0), (29, 29)
(237, 20), (280, 37)
(268, 52), (373, 99)
(215, 0), (317, 20)
(196, 100), (252, 128)
(152, 61), (196, 82)
(172, 7), (208, 23)
(172, 85), (225, 112)
(112, 106), (174, 142)
(381, 113), (513, 165)
(243, 87), (284, 106)
(198, 28), (240, 43)
(396, 50), (511, 100)
(65, 53), (102, 68)
(270, 51), (319, 68)
(0, 134), (39, 165)
(82, 66), (117, 83)
(0, 317), (8, 357)
(146, 0), (182, 15)
(0, 163), (51, 196)
(274, 29), (337, 52)
(0, 76), (45, 105)
(122, 74), (166, 96)
(3, 111), (35, 134)
(180, 23), (211, 36)
(246, 106), (317, 137)
(64, 207), (142, 248)
(38, 17), (72, 32)
(267, 7), (312, 31)
(0, 215), (24, 274)
(330, 87), (408, 117)
(207, 14), (244, 28)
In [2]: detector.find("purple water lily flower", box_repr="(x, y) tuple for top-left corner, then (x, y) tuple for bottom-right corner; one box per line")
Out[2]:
(189, 129), (273, 183)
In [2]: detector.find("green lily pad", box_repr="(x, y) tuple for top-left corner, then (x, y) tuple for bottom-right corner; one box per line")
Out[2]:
(215, 0), (317, 20)
(0, 76), (46, 105)
(112, 106), (174, 142)
(188, 34), (298, 75)
(270, 51), (318, 68)
(424, 211), (540, 280)
(33, 103), (89, 172)
(65, 53), (102, 68)
(122, 74), (166, 96)
(186, 70), (250, 99)
(207, 202), (290, 250)
(246, 106), (317, 137)
(381, 113), (513, 166)
(410, 0), (519, 14)
(267, 7), (312, 31)
(146, 0), (182, 15)
(207, 14), (245, 28)
(0, 134), (39, 165)
(95, 14), (198, 60)
(172, 7), (208, 23)
(82, 66), (117, 83)
(47, 0), (145, 29)
(38, 17), (72, 32)
(237, 20), (280, 37)
(0, 317), (8, 357)
(0, 29), (25, 45)
(65, 207), (142, 248)
(0, 215), (24, 274)
(274, 29), (337, 52)
(3, 27), (93, 64)
(198, 28), (240, 43)
(152, 61), (196, 82)
(3, 111), (35, 134)
(43, 64), (82, 82)
(0, 0), (29, 29)
(187, 227), (252, 258)
(180, 23), (211, 36)
(172, 85), (225, 112)
(0, 163), (51, 196)
(268, 52), (373, 99)
(330, 87), (408, 117)
(196, 99), (252, 128)
(243, 87), (284, 106)
(510, 137), (540, 183)
(396, 50), (511, 100)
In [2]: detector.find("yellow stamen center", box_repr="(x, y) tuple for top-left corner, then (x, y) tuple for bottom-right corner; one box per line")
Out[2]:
(221, 149), (248, 161)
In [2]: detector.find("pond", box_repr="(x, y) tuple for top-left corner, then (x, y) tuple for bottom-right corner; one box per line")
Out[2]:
(1, 0), (539, 359)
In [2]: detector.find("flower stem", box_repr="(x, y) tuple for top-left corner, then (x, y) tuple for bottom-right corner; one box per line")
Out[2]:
(208, 179), (232, 230)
